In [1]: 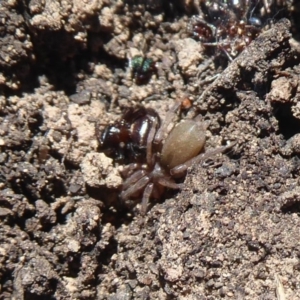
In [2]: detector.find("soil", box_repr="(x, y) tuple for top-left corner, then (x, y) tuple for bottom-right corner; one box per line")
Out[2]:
(1, 0), (300, 299)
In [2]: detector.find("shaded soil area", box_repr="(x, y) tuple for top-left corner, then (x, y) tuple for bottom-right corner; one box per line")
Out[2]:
(1, 1), (300, 299)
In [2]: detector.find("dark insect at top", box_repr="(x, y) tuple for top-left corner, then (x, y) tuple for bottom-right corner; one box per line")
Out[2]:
(99, 107), (160, 164)
(188, 0), (287, 60)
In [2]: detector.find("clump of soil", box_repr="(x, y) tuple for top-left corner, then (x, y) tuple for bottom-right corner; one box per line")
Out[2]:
(1, 1), (300, 299)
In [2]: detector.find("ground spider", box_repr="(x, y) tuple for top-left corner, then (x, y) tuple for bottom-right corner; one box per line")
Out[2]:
(104, 102), (235, 215)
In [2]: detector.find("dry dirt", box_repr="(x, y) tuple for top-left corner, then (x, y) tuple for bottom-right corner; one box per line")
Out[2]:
(1, 0), (300, 299)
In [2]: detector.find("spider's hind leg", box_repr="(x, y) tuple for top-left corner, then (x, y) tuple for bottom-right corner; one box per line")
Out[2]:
(140, 183), (154, 215)
(170, 142), (236, 176)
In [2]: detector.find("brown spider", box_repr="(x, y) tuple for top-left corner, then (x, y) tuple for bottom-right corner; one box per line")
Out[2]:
(118, 103), (235, 215)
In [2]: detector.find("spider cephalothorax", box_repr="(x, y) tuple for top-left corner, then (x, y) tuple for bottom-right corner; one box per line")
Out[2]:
(98, 106), (160, 164)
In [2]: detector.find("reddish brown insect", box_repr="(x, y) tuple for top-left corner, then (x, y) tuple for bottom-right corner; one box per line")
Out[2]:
(188, 0), (287, 60)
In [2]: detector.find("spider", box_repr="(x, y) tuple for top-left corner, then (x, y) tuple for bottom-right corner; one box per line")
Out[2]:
(112, 102), (235, 215)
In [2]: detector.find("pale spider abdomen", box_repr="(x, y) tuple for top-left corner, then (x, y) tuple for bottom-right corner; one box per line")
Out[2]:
(160, 120), (206, 170)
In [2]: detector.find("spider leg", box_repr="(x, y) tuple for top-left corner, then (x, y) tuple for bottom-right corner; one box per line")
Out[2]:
(122, 170), (146, 190)
(120, 163), (141, 178)
(120, 175), (150, 200)
(157, 177), (183, 190)
(170, 142), (236, 176)
(140, 183), (154, 215)
(146, 118), (158, 166)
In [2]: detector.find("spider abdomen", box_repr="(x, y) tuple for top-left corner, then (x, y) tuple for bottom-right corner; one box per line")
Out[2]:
(160, 120), (206, 170)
